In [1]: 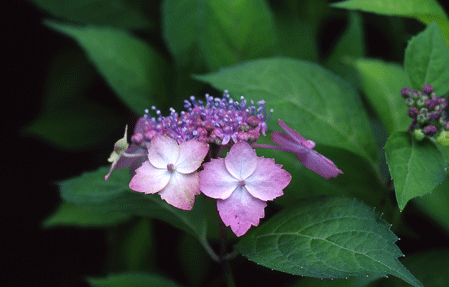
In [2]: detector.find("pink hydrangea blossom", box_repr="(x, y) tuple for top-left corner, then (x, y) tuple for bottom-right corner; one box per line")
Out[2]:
(199, 142), (291, 237)
(253, 119), (343, 179)
(129, 135), (209, 210)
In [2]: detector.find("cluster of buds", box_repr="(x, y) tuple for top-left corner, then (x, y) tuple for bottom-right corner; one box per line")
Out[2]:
(401, 84), (448, 141)
(130, 90), (271, 147)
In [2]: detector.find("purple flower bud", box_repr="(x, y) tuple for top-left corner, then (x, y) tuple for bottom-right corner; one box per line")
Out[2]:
(408, 107), (419, 118)
(425, 99), (437, 110)
(401, 87), (412, 98)
(410, 90), (421, 99)
(446, 122), (449, 131)
(428, 112), (441, 122)
(423, 125), (438, 136)
(439, 97), (448, 108)
(422, 84), (434, 94)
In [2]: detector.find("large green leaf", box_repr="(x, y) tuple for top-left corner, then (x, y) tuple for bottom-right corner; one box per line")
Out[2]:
(58, 167), (209, 250)
(199, 0), (275, 71)
(46, 21), (169, 114)
(331, 0), (447, 19)
(42, 201), (131, 228)
(404, 22), (449, 95)
(374, 249), (449, 287)
(385, 132), (447, 210)
(23, 47), (121, 149)
(354, 59), (411, 134)
(162, 0), (275, 72)
(87, 273), (182, 287)
(195, 58), (378, 166)
(236, 196), (422, 287)
(31, 0), (154, 30)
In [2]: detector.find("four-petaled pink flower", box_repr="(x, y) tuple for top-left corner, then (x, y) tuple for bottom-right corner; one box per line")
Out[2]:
(129, 135), (209, 210)
(254, 119), (342, 179)
(199, 142), (291, 237)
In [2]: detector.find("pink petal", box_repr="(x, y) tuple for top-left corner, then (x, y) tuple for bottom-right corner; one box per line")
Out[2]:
(199, 158), (238, 200)
(277, 119), (315, 149)
(270, 131), (308, 154)
(224, 142), (258, 180)
(217, 187), (267, 237)
(147, 135), (180, 169)
(296, 150), (343, 179)
(175, 140), (209, 174)
(245, 158), (291, 201)
(129, 161), (171, 194)
(158, 172), (200, 210)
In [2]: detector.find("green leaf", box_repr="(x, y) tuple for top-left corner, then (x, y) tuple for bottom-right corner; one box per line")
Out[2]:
(45, 21), (169, 114)
(87, 273), (182, 287)
(22, 47), (121, 149)
(414, 173), (449, 235)
(178, 233), (211, 286)
(194, 58), (378, 166)
(384, 132), (447, 210)
(354, 59), (411, 134)
(375, 249), (449, 287)
(162, 0), (275, 72)
(331, 0), (447, 20)
(404, 22), (449, 95)
(31, 0), (154, 30)
(58, 167), (208, 246)
(198, 0), (276, 71)
(42, 201), (131, 228)
(120, 219), (154, 272)
(273, 14), (318, 61)
(326, 12), (365, 88)
(236, 196), (422, 287)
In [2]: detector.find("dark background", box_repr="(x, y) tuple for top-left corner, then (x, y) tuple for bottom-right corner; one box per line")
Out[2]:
(5, 1), (449, 286)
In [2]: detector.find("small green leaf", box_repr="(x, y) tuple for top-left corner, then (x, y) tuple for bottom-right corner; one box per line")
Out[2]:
(58, 167), (208, 244)
(42, 202), (131, 228)
(31, 0), (154, 30)
(354, 59), (411, 134)
(194, 58), (378, 166)
(87, 273), (182, 287)
(236, 196), (422, 287)
(385, 132), (447, 210)
(45, 21), (169, 114)
(331, 0), (447, 20)
(404, 22), (449, 95)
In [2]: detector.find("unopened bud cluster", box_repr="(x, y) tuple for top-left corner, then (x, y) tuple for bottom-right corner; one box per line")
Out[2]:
(401, 84), (448, 141)
(131, 90), (272, 147)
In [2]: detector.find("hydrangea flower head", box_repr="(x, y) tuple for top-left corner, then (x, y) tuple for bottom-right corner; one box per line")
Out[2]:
(199, 142), (291, 236)
(129, 135), (209, 210)
(254, 119), (343, 179)
(130, 90), (271, 147)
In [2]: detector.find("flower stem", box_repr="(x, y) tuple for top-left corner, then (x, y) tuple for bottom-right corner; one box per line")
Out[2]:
(219, 219), (236, 287)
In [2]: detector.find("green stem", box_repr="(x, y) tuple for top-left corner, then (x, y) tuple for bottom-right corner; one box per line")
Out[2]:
(219, 219), (236, 287)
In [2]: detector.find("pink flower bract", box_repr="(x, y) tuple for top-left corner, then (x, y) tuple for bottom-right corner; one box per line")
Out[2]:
(129, 135), (209, 210)
(254, 119), (343, 179)
(199, 142), (291, 236)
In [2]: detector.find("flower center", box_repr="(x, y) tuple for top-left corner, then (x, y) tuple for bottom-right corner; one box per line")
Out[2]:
(238, 180), (246, 187)
(167, 163), (175, 173)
